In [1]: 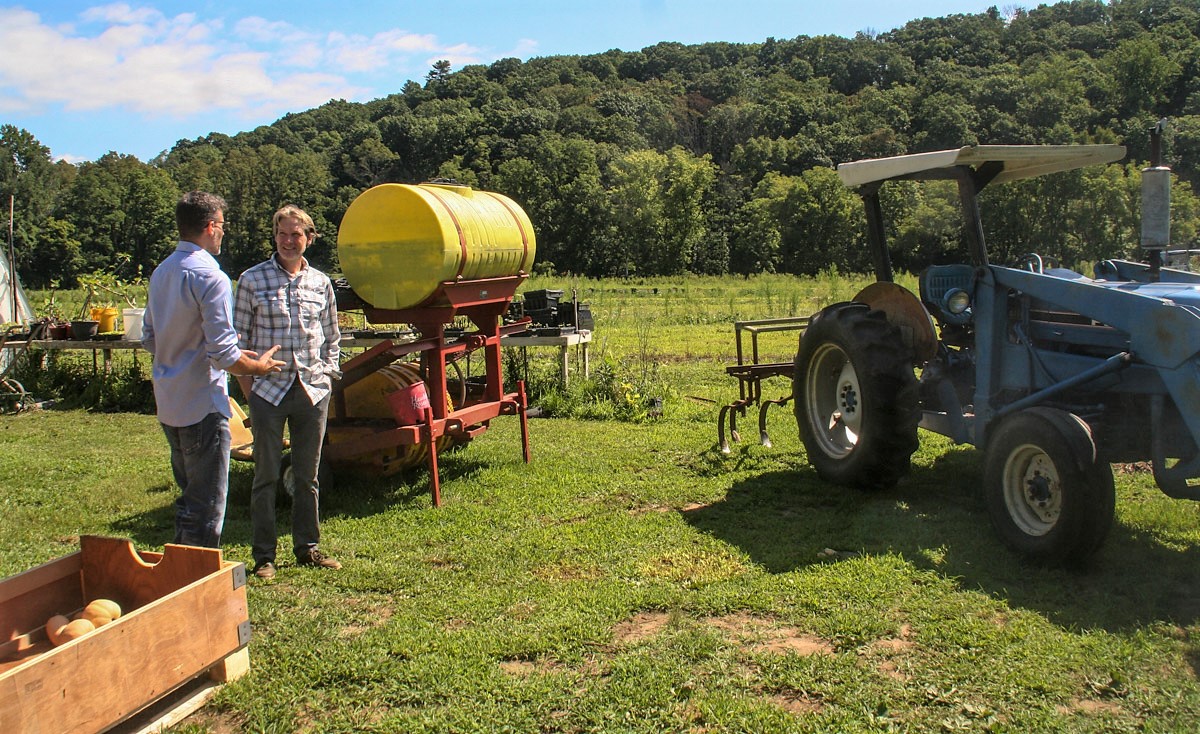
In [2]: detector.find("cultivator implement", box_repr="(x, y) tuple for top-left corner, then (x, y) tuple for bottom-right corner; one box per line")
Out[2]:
(718, 316), (808, 453)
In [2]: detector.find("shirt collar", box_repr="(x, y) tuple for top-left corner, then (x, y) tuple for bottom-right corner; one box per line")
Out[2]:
(177, 240), (217, 263)
(271, 253), (309, 276)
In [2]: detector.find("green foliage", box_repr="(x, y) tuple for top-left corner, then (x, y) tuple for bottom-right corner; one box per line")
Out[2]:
(8, 350), (153, 413)
(53, 153), (178, 285)
(75, 257), (147, 314)
(530, 354), (669, 423)
(9, 1), (1200, 288)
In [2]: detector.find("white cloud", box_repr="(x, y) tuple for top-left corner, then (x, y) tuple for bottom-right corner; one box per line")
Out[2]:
(0, 6), (394, 121)
(80, 2), (164, 26)
(233, 16), (298, 44)
(328, 29), (445, 73)
(0, 2), (519, 160)
(508, 38), (540, 59)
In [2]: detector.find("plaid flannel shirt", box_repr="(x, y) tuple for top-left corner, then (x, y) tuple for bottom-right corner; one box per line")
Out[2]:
(233, 256), (341, 406)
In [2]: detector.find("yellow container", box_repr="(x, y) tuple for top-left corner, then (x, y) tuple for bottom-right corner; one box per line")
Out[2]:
(334, 362), (455, 470)
(336, 183), (536, 310)
(91, 307), (119, 332)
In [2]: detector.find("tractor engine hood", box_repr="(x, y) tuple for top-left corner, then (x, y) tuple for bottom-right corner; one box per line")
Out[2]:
(996, 266), (1200, 370)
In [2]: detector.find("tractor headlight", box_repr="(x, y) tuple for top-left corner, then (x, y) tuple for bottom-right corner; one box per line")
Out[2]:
(944, 288), (971, 315)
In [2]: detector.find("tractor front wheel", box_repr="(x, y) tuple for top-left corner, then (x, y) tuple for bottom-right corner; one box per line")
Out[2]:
(983, 408), (1115, 564)
(794, 302), (919, 490)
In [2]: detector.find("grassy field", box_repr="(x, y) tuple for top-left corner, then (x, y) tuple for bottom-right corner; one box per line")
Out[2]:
(4, 273), (1200, 732)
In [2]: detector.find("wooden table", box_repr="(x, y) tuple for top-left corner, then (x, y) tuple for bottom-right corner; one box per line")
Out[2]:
(501, 330), (592, 386)
(1, 337), (145, 374)
(5, 332), (595, 385)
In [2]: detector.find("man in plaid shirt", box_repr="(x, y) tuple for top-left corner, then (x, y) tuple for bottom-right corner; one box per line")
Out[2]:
(234, 204), (342, 579)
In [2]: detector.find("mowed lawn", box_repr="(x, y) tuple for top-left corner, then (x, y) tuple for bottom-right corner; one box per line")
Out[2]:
(4, 273), (1200, 732)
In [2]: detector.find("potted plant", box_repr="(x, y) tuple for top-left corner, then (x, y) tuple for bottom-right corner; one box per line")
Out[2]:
(39, 283), (71, 340)
(77, 260), (145, 338)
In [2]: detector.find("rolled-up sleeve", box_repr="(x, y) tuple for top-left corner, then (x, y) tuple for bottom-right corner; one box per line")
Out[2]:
(196, 270), (242, 372)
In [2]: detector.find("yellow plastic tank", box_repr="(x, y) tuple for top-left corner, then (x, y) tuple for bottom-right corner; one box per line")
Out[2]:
(337, 182), (536, 310)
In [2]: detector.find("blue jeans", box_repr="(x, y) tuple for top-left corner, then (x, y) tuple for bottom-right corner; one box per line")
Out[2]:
(161, 412), (231, 548)
(248, 381), (330, 565)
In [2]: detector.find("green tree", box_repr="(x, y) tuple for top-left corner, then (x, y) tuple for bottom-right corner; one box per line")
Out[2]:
(1102, 35), (1181, 118)
(426, 60), (454, 93)
(214, 145), (332, 275)
(0, 126), (67, 287)
(495, 134), (612, 276)
(22, 216), (83, 290)
(730, 174), (788, 275)
(607, 147), (718, 275)
(775, 167), (862, 275)
(331, 122), (398, 190)
(55, 153), (178, 282)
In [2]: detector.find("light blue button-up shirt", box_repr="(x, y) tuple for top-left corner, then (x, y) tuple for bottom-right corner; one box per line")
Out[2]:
(142, 241), (243, 427)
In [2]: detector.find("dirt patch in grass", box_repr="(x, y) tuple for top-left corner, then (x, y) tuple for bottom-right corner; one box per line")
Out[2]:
(703, 613), (834, 656)
(500, 659), (540, 676)
(423, 554), (464, 571)
(533, 560), (605, 581)
(610, 611), (836, 656)
(505, 601), (540, 620)
(613, 611), (672, 644)
(864, 624), (916, 680)
(183, 711), (243, 734)
(770, 687), (825, 715)
(338, 601), (394, 638)
(628, 501), (709, 515)
(1057, 698), (1124, 716)
(870, 623), (915, 652)
(876, 659), (907, 680)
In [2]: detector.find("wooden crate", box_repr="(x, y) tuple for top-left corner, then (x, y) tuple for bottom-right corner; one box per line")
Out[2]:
(0, 536), (251, 734)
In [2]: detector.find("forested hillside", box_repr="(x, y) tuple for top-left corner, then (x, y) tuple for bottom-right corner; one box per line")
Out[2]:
(4, 0), (1200, 289)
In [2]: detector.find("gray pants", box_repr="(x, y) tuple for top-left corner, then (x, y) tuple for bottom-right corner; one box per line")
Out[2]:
(248, 381), (330, 565)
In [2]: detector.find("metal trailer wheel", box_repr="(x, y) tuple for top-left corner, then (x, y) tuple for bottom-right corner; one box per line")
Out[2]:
(794, 302), (920, 490)
(983, 407), (1115, 564)
(278, 453), (334, 504)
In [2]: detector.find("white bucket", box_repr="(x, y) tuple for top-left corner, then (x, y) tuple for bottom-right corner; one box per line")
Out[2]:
(122, 308), (145, 341)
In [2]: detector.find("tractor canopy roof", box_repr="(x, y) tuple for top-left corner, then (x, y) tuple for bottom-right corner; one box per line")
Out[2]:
(836, 144), (1127, 189)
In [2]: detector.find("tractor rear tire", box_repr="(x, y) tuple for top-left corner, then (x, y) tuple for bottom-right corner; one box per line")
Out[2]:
(794, 302), (920, 490)
(983, 408), (1115, 564)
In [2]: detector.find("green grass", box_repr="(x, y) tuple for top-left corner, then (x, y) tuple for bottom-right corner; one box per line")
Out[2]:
(5, 273), (1200, 732)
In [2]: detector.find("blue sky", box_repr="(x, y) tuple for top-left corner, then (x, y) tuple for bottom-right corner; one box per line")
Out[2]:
(2, 1), (1003, 163)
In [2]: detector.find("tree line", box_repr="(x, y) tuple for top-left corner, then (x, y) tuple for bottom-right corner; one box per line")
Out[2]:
(4, 0), (1200, 292)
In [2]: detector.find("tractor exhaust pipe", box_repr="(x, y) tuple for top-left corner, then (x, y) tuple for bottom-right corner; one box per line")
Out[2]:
(1142, 119), (1171, 281)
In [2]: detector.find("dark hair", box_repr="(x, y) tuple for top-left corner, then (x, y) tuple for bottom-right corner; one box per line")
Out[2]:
(176, 191), (227, 240)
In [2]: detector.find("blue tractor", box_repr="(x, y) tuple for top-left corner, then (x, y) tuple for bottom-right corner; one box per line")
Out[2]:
(795, 129), (1200, 563)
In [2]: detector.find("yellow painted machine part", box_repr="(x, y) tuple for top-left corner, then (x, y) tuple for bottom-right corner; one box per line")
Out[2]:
(333, 362), (455, 469)
(337, 183), (536, 310)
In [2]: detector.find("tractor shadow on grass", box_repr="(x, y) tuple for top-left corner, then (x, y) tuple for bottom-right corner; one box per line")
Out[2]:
(683, 449), (1200, 634)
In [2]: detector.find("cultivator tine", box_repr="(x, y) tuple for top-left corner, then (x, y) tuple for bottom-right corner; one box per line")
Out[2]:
(718, 404), (732, 453)
(758, 395), (793, 448)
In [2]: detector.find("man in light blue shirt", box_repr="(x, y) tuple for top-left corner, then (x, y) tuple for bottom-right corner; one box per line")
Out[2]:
(143, 191), (284, 548)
